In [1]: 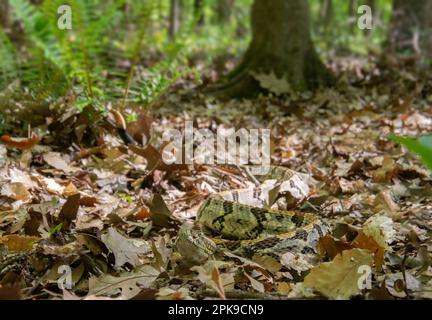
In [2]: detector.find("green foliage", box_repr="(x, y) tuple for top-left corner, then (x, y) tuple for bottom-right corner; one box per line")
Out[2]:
(0, 29), (18, 90)
(3, 0), (190, 109)
(390, 135), (432, 171)
(311, 0), (393, 55)
(49, 223), (63, 238)
(8, 0), (127, 105)
(0, 0), (254, 110)
(1, 0), (400, 113)
(10, 0), (64, 68)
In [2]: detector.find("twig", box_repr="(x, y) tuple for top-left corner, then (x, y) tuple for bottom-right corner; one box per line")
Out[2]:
(238, 165), (260, 187)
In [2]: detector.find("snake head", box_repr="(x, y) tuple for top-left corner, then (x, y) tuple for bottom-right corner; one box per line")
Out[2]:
(175, 225), (217, 264)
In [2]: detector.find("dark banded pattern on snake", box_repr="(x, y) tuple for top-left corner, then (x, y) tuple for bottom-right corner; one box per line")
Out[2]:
(175, 166), (329, 263)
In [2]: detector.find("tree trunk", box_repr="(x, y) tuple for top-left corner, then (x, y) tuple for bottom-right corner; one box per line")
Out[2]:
(388, 0), (432, 62)
(217, 0), (234, 24)
(210, 0), (333, 99)
(0, 0), (9, 29)
(168, 0), (183, 40)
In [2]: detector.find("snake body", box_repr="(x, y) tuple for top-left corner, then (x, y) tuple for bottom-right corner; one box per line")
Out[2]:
(176, 166), (329, 263)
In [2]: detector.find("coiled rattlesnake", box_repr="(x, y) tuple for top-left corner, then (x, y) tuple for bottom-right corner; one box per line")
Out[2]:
(175, 166), (329, 264)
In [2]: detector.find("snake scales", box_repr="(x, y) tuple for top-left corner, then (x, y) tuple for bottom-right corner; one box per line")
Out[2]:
(176, 166), (329, 264)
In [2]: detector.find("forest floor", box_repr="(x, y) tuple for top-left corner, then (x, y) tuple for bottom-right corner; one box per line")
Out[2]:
(0, 55), (432, 300)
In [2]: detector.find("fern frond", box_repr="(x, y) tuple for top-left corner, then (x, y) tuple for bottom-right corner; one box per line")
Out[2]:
(7, 0), (184, 109)
(64, 0), (128, 103)
(9, 0), (65, 69)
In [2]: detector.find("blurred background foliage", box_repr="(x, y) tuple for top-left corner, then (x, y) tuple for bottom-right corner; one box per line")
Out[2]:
(0, 0), (413, 112)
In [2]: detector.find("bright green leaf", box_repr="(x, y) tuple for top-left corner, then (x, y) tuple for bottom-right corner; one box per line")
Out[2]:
(390, 135), (432, 171)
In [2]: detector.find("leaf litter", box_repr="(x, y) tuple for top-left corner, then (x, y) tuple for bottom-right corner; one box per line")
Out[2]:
(0, 57), (432, 300)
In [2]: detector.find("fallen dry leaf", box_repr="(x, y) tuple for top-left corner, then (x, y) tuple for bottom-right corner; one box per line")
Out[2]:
(1, 182), (31, 202)
(63, 182), (79, 197)
(317, 235), (353, 259)
(0, 235), (40, 251)
(59, 193), (81, 230)
(304, 248), (374, 300)
(43, 152), (79, 173)
(352, 231), (385, 271)
(374, 190), (400, 216)
(88, 265), (159, 299)
(362, 214), (396, 249)
(101, 227), (151, 269)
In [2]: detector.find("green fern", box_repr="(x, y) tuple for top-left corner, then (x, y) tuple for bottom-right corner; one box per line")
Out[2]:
(5, 0), (190, 109)
(10, 0), (64, 69)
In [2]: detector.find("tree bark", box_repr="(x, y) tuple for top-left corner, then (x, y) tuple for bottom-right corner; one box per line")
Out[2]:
(210, 0), (333, 99)
(168, 0), (183, 40)
(388, 0), (432, 62)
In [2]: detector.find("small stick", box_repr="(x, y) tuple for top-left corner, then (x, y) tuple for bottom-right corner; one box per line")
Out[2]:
(238, 165), (260, 187)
